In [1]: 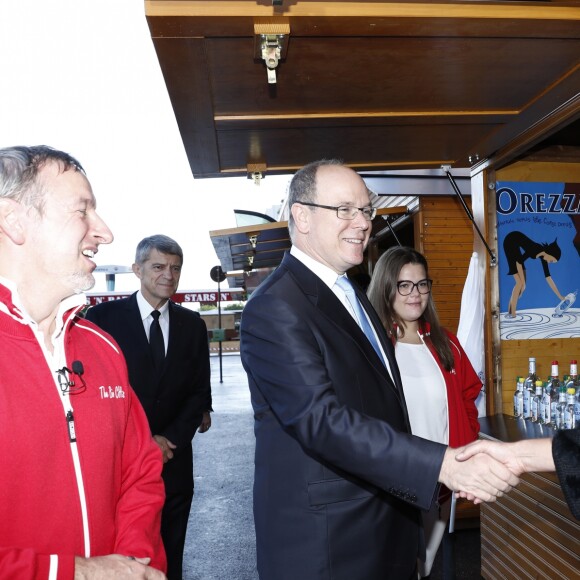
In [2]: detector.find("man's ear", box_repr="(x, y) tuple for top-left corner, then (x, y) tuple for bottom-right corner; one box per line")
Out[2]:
(0, 198), (26, 244)
(132, 263), (142, 279)
(291, 203), (310, 234)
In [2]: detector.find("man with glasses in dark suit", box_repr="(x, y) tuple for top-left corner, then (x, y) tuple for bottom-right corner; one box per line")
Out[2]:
(241, 159), (519, 580)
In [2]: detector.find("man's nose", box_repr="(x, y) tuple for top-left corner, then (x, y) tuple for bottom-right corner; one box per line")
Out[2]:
(92, 212), (114, 245)
(353, 210), (370, 228)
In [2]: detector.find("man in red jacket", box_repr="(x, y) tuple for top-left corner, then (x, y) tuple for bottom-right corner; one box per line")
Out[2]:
(0, 145), (166, 579)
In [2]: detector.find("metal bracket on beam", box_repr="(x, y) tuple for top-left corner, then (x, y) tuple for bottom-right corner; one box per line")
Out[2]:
(260, 34), (286, 84)
(254, 20), (290, 85)
(442, 165), (497, 266)
(247, 162), (267, 185)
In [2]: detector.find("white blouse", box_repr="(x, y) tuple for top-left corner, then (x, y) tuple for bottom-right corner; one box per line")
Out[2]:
(395, 341), (449, 445)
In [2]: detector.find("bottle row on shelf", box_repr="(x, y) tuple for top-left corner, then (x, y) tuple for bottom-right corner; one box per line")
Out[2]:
(513, 358), (579, 430)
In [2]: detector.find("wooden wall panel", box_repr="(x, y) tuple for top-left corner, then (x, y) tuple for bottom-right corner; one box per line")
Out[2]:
(415, 196), (474, 334)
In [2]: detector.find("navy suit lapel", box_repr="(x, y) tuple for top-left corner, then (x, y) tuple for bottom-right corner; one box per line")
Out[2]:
(353, 284), (403, 386)
(127, 293), (150, 348)
(165, 302), (181, 366)
(283, 254), (402, 401)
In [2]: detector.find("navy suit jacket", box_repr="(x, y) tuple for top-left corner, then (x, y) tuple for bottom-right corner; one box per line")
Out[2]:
(240, 252), (446, 580)
(86, 293), (211, 493)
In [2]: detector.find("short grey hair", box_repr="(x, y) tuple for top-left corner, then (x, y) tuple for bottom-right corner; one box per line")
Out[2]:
(135, 234), (183, 265)
(287, 159), (344, 239)
(0, 145), (85, 212)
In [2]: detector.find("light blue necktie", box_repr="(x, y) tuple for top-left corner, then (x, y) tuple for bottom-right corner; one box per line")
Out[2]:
(335, 276), (384, 363)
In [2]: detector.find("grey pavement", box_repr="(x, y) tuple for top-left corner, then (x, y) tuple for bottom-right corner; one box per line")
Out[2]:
(184, 353), (258, 580)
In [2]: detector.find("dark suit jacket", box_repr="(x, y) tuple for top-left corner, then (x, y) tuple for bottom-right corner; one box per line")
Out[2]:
(240, 253), (446, 580)
(553, 428), (580, 519)
(86, 293), (211, 493)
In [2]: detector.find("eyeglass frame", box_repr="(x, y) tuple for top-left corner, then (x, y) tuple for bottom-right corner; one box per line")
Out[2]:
(296, 201), (377, 221)
(396, 279), (433, 296)
(56, 367), (87, 395)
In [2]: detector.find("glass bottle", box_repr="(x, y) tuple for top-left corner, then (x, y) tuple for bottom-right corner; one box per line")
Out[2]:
(565, 388), (576, 430)
(513, 377), (524, 418)
(541, 381), (552, 426)
(565, 360), (580, 426)
(531, 381), (544, 423)
(555, 388), (567, 430)
(548, 361), (560, 427)
(523, 358), (537, 420)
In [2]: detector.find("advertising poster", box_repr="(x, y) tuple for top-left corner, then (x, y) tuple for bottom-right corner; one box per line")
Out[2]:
(496, 181), (580, 340)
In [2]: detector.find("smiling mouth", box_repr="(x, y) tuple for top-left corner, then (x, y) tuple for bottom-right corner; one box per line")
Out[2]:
(82, 249), (95, 259)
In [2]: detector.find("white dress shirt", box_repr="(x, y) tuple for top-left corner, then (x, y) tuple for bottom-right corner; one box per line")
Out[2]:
(136, 291), (169, 355)
(290, 246), (392, 377)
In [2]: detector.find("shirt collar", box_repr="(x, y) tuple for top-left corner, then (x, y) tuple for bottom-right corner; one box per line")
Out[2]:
(136, 290), (169, 321)
(290, 245), (342, 290)
(0, 274), (85, 335)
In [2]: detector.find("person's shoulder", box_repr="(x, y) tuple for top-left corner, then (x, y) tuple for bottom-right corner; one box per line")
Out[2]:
(73, 316), (126, 354)
(441, 327), (456, 340)
(252, 254), (311, 299)
(171, 301), (203, 321)
(441, 327), (462, 349)
(86, 296), (132, 315)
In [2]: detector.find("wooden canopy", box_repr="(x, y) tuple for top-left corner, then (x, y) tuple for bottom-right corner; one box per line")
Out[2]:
(145, 1), (580, 179)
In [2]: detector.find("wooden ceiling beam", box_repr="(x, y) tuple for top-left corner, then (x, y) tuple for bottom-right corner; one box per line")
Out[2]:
(145, 2), (580, 21)
(214, 111), (518, 122)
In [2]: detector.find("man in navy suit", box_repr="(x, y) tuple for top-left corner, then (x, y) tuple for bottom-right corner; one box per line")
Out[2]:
(86, 235), (212, 580)
(240, 160), (518, 580)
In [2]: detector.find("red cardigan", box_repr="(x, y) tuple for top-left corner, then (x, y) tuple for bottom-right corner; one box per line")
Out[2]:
(395, 323), (481, 447)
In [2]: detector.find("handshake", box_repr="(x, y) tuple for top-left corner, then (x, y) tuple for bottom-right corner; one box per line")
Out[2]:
(438, 437), (555, 504)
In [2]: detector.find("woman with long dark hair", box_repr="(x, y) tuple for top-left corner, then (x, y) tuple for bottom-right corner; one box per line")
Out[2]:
(367, 246), (481, 578)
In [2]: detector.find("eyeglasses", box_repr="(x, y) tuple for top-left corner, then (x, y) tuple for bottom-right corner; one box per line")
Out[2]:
(396, 279), (432, 296)
(56, 367), (87, 395)
(297, 201), (377, 221)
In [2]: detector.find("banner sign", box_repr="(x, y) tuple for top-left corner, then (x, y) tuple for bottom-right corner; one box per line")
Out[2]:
(496, 181), (580, 340)
(86, 290), (245, 306)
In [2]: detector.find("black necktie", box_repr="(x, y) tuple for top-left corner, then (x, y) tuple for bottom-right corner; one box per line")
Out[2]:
(149, 310), (165, 369)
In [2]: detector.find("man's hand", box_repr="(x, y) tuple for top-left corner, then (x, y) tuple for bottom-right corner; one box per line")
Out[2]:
(153, 435), (176, 463)
(438, 447), (520, 504)
(198, 411), (211, 433)
(74, 555), (166, 579)
(455, 438), (555, 476)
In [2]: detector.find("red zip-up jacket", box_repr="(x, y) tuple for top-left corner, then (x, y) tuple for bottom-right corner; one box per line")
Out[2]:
(0, 283), (166, 579)
(398, 323), (481, 447)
